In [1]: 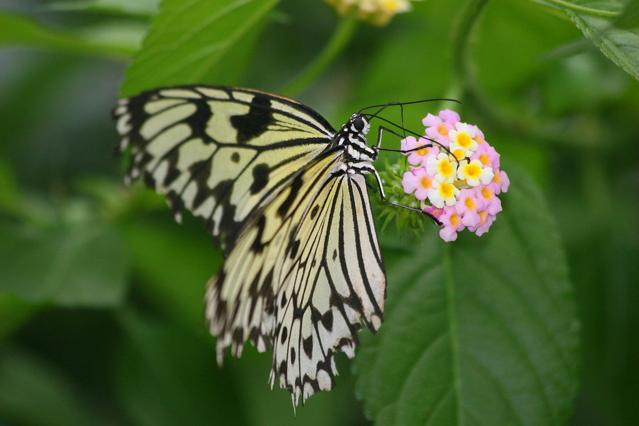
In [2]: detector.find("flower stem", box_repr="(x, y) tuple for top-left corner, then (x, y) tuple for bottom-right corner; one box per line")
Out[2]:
(282, 18), (357, 97)
(530, 0), (620, 18)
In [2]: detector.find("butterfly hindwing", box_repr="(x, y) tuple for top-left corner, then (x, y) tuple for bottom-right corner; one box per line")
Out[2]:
(114, 85), (335, 249)
(205, 152), (385, 405)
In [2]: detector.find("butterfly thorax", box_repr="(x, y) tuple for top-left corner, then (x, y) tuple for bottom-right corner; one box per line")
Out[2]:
(333, 114), (377, 176)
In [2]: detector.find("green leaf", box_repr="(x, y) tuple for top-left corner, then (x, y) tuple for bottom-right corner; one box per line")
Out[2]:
(49, 0), (159, 16)
(0, 348), (97, 426)
(115, 311), (248, 426)
(0, 222), (128, 307)
(75, 21), (147, 53)
(551, 1), (639, 81)
(0, 10), (135, 59)
(120, 0), (279, 96)
(355, 167), (579, 425)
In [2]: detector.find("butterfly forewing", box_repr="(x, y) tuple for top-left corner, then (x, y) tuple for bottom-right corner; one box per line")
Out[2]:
(114, 85), (335, 249)
(205, 152), (385, 405)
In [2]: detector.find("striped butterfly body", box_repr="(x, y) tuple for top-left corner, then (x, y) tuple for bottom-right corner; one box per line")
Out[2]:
(114, 85), (386, 405)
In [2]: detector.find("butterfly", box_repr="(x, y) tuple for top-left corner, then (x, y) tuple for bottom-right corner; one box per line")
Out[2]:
(113, 85), (436, 406)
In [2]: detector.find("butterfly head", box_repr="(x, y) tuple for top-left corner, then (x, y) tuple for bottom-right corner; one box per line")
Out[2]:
(349, 113), (371, 135)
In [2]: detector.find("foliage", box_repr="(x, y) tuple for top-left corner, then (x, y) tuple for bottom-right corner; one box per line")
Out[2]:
(0, 0), (637, 425)
(356, 168), (578, 425)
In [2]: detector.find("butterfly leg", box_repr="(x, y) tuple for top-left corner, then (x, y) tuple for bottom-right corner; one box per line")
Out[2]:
(366, 165), (442, 226)
(374, 125), (405, 150)
(374, 125), (436, 155)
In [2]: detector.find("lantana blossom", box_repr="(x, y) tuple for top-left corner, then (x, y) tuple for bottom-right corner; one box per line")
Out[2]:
(471, 141), (500, 170)
(490, 169), (510, 194)
(398, 110), (509, 241)
(426, 153), (457, 183)
(455, 189), (484, 228)
(457, 159), (494, 187)
(324, 0), (413, 26)
(422, 109), (460, 146)
(428, 181), (459, 208)
(401, 136), (437, 166)
(439, 208), (464, 242)
(449, 122), (478, 159)
(402, 167), (434, 201)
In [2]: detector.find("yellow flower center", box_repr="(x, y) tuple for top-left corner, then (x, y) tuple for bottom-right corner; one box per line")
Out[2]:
(417, 147), (429, 156)
(456, 132), (473, 149)
(464, 196), (476, 209)
(450, 213), (461, 227)
(453, 149), (465, 160)
(479, 153), (491, 165)
(437, 123), (449, 136)
(438, 159), (454, 177)
(463, 162), (482, 179)
(381, 0), (401, 12)
(493, 171), (501, 184)
(420, 176), (431, 189)
(479, 210), (489, 224)
(438, 183), (455, 198)
(481, 187), (493, 200)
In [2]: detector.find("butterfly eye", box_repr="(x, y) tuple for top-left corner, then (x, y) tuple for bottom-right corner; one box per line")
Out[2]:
(352, 115), (367, 132)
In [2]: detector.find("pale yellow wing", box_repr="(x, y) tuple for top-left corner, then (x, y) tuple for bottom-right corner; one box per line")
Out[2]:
(205, 153), (385, 405)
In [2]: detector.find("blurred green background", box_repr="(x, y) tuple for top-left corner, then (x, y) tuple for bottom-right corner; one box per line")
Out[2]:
(0, 0), (637, 425)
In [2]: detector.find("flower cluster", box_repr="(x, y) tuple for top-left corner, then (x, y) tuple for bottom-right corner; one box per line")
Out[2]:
(401, 110), (509, 242)
(324, 0), (412, 26)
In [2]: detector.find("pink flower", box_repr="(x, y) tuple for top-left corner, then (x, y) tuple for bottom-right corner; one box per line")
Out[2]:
(422, 110), (460, 146)
(455, 189), (484, 228)
(471, 141), (500, 170)
(423, 205), (444, 221)
(439, 206), (464, 242)
(401, 136), (437, 166)
(490, 169), (510, 194)
(402, 167), (434, 201)
(472, 125), (486, 143)
(476, 186), (502, 215)
(472, 210), (496, 236)
(439, 109), (461, 124)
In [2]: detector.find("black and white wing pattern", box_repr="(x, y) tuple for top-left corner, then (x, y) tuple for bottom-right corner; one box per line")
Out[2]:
(114, 84), (387, 406)
(205, 153), (385, 405)
(113, 85), (335, 249)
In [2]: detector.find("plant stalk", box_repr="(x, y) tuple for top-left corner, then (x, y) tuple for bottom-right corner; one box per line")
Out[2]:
(282, 18), (357, 97)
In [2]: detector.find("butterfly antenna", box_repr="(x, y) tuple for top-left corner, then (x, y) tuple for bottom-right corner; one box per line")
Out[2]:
(357, 98), (461, 114)
(400, 103), (407, 139)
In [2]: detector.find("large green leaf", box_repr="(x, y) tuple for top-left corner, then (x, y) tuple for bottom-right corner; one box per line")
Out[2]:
(49, 0), (160, 16)
(0, 222), (127, 307)
(355, 167), (579, 425)
(537, 0), (639, 81)
(567, 3), (639, 81)
(0, 10), (136, 58)
(120, 0), (279, 96)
